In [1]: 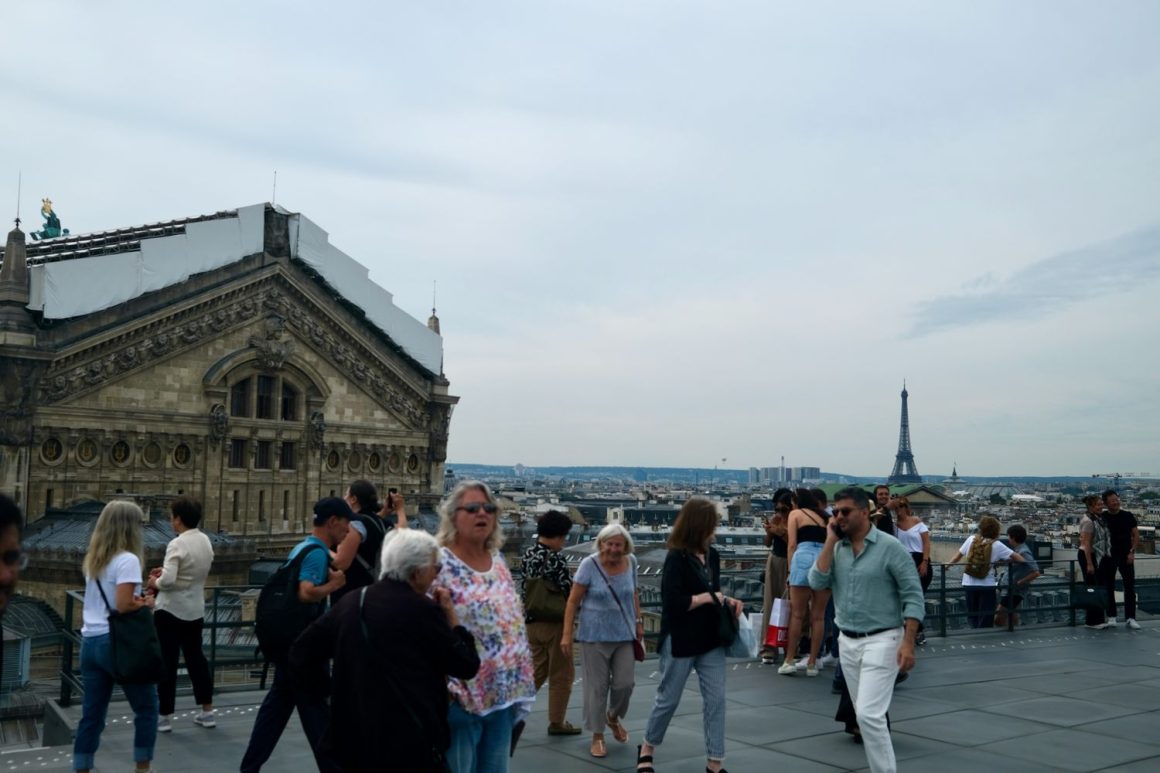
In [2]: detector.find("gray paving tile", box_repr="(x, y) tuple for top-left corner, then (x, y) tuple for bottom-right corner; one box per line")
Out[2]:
(1103, 757), (1160, 773)
(1081, 683), (1160, 711)
(986, 727), (1160, 772)
(892, 708), (1056, 746)
(902, 681), (1031, 708)
(770, 729), (959, 770)
(981, 694), (1137, 727)
(1083, 711), (1160, 747)
(901, 745), (1062, 773)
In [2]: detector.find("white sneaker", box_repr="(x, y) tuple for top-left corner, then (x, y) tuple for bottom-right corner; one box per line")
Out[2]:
(193, 711), (216, 728)
(1127, 618), (1141, 630)
(795, 655), (810, 670)
(818, 654), (838, 669)
(1107, 619), (1119, 627)
(157, 715), (172, 733)
(1085, 623), (1110, 630)
(806, 665), (820, 677)
(777, 661), (797, 676)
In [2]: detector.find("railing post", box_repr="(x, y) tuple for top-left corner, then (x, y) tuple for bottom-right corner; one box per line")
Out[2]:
(59, 592), (74, 707)
(209, 586), (219, 697)
(1068, 559), (1077, 627)
(1006, 566), (1015, 632)
(938, 563), (947, 637)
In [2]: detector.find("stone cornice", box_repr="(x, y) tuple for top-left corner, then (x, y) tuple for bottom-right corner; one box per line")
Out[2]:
(36, 272), (434, 430)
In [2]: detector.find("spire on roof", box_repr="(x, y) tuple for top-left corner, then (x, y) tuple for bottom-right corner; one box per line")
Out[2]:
(427, 280), (440, 335)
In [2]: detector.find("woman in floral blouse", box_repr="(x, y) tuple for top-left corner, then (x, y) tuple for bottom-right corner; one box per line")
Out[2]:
(433, 481), (536, 773)
(520, 510), (580, 737)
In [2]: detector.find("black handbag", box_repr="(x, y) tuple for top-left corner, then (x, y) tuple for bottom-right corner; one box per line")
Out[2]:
(1070, 585), (1107, 613)
(524, 577), (567, 622)
(94, 580), (165, 684)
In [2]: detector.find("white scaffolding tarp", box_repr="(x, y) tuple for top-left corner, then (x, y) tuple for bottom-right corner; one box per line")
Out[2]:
(26, 203), (443, 376)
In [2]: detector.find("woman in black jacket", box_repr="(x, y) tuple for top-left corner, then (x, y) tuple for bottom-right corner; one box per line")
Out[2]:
(290, 529), (480, 772)
(636, 498), (741, 773)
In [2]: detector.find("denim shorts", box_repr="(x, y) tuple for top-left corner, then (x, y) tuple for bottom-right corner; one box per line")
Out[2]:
(789, 541), (823, 586)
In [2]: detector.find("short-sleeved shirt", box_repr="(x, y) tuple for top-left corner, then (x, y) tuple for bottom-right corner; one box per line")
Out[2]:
(958, 535), (1015, 587)
(1008, 543), (1039, 586)
(574, 554), (637, 643)
(895, 521), (929, 553)
(1104, 510), (1138, 557)
(82, 552), (142, 637)
(288, 536), (330, 586)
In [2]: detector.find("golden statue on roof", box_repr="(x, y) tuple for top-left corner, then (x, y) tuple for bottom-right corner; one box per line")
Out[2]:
(31, 197), (70, 240)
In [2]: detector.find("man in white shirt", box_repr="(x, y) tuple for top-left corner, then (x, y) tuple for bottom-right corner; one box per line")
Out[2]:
(147, 496), (216, 732)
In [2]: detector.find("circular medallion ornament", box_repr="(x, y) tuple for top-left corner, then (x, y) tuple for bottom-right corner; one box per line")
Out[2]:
(173, 443), (192, 467)
(367, 452), (381, 472)
(406, 453), (420, 474)
(142, 442), (163, 466)
(347, 451), (363, 471)
(77, 438), (99, 465)
(41, 437), (63, 464)
(387, 451), (401, 473)
(111, 441), (132, 466)
(326, 450), (340, 471)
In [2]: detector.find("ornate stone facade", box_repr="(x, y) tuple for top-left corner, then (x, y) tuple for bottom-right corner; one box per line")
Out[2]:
(0, 205), (457, 540)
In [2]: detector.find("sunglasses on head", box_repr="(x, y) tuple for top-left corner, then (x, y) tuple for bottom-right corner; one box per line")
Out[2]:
(458, 502), (498, 515)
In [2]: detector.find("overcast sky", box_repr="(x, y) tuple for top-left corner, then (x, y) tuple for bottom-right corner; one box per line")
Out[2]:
(2, 2), (1158, 477)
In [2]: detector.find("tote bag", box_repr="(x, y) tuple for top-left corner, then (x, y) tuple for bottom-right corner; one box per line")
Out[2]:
(765, 596), (790, 648)
(94, 581), (165, 684)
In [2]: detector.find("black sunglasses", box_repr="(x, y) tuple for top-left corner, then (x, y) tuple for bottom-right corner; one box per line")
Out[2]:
(458, 502), (498, 515)
(832, 507), (861, 517)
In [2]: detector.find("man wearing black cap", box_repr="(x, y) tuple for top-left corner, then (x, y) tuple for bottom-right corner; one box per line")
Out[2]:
(241, 497), (350, 773)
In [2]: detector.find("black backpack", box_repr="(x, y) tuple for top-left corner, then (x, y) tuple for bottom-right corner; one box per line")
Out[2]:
(254, 542), (327, 663)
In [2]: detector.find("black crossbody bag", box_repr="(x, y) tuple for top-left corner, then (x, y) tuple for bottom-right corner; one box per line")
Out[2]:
(94, 578), (165, 684)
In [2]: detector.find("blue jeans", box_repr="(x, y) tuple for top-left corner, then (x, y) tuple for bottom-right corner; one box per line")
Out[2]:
(447, 701), (515, 773)
(74, 634), (159, 771)
(643, 638), (727, 761)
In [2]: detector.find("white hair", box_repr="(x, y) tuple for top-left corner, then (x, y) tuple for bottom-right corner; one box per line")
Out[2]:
(380, 529), (440, 582)
(596, 523), (635, 554)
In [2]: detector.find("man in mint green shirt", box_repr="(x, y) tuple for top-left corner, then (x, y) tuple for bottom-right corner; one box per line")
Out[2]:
(809, 487), (923, 773)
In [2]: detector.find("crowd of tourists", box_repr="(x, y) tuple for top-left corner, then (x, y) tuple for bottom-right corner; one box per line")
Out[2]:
(0, 479), (1143, 773)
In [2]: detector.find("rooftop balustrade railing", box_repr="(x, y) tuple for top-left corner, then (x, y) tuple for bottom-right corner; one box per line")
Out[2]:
(57, 560), (1151, 703)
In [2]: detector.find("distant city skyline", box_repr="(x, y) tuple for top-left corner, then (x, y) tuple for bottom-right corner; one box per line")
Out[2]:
(3, 3), (1157, 476)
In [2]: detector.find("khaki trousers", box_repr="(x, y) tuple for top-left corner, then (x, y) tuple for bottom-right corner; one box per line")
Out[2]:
(526, 621), (574, 725)
(760, 552), (788, 654)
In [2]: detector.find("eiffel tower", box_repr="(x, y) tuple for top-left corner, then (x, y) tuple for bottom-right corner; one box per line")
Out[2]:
(888, 382), (922, 484)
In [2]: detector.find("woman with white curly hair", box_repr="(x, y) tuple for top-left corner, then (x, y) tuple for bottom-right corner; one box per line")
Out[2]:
(290, 528), (480, 772)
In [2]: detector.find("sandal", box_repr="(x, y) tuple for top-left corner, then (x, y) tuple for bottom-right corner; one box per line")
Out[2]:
(590, 737), (607, 758)
(636, 744), (655, 772)
(607, 712), (628, 743)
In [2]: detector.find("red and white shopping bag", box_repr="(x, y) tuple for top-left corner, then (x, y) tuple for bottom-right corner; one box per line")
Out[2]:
(766, 597), (790, 648)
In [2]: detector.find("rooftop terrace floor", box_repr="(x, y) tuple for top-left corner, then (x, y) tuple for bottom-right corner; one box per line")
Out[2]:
(9, 622), (1160, 772)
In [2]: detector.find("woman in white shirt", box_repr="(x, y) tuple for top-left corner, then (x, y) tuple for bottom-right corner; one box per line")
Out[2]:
(146, 495), (216, 732)
(947, 515), (1026, 629)
(74, 501), (158, 773)
(893, 497), (932, 644)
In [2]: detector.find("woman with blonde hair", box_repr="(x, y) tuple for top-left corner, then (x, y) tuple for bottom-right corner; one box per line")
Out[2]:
(561, 523), (643, 758)
(948, 514), (1026, 628)
(74, 501), (159, 773)
(430, 481), (535, 773)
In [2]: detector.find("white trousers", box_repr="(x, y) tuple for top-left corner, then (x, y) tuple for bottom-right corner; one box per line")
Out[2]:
(839, 628), (902, 773)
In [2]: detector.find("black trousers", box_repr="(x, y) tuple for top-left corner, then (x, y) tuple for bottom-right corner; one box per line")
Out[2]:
(1077, 552), (1114, 626)
(1108, 554), (1137, 620)
(154, 609), (214, 716)
(240, 663), (328, 773)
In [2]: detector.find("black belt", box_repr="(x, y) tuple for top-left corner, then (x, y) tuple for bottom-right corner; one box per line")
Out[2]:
(840, 627), (893, 639)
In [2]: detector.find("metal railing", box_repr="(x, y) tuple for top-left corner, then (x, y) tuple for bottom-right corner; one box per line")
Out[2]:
(58, 585), (268, 707)
(57, 560), (1151, 701)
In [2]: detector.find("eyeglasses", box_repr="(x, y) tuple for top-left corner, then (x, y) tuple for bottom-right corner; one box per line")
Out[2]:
(1, 550), (28, 570)
(457, 502), (498, 515)
(832, 507), (860, 517)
